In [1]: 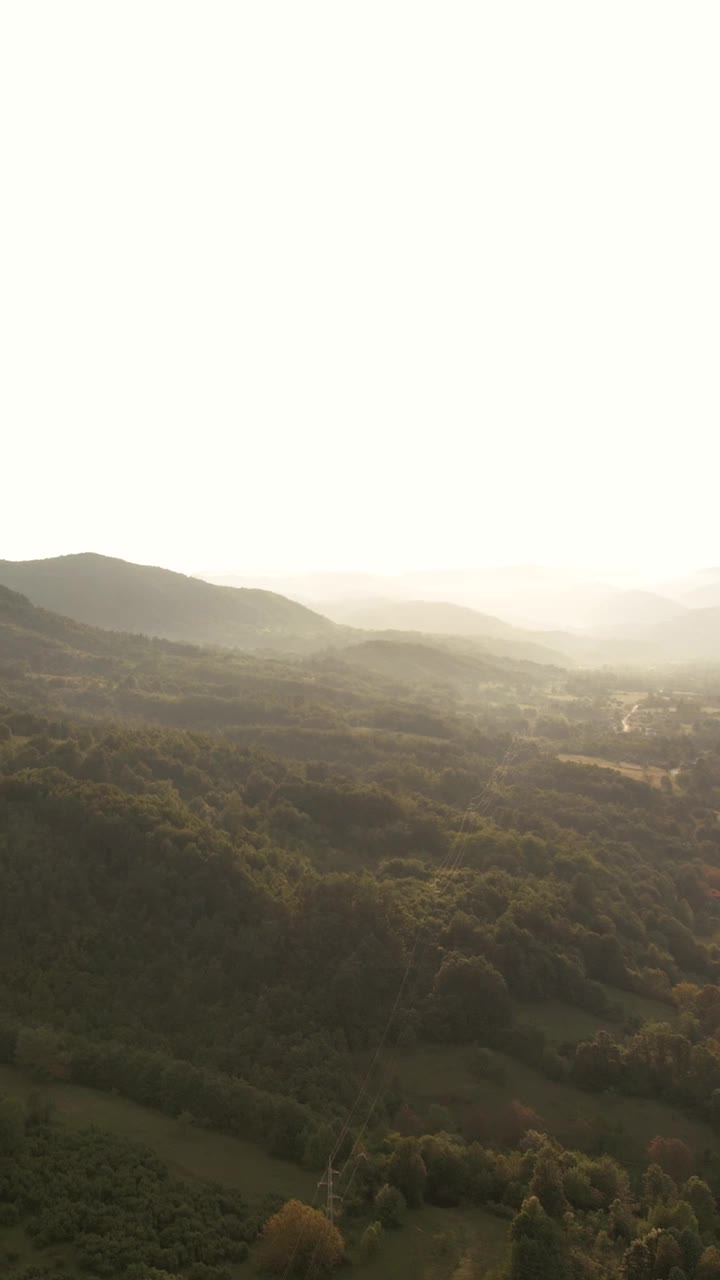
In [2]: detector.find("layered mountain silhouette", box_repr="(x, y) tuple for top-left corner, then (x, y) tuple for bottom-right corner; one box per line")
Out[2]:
(3, 553), (720, 667)
(0, 554), (335, 652)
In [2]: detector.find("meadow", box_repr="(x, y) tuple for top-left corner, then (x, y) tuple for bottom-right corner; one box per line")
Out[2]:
(0, 1064), (316, 1201)
(382, 1038), (718, 1170)
(556, 753), (673, 788)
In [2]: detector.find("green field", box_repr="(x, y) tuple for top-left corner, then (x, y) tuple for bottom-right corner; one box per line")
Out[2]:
(599, 985), (678, 1026)
(516, 990), (676, 1043)
(557, 753), (673, 789)
(0, 1064), (315, 1202)
(0, 1064), (509, 1277)
(385, 1043), (717, 1166)
(0, 1010), (704, 1280)
(516, 999), (615, 1043)
(352, 1205), (509, 1280)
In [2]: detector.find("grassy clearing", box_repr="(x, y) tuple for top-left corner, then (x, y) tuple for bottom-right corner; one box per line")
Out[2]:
(0, 1064), (315, 1202)
(516, 1000), (617, 1043)
(557, 753), (673, 789)
(386, 1044), (716, 1167)
(517, 992), (676, 1043)
(0, 1065), (510, 1278)
(352, 1205), (509, 1280)
(599, 986), (678, 1026)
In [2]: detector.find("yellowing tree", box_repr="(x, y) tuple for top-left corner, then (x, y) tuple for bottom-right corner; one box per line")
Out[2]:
(258, 1199), (344, 1276)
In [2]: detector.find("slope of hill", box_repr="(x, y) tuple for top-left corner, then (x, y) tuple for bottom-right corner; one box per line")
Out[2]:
(649, 605), (720, 661)
(590, 588), (686, 630)
(337, 637), (533, 691)
(202, 567), (688, 634)
(0, 553), (335, 652)
(318, 597), (516, 637)
(657, 566), (720, 602)
(681, 577), (720, 610)
(0, 582), (556, 750)
(314, 599), (574, 665)
(0, 581), (131, 663)
(4, 581), (720, 1276)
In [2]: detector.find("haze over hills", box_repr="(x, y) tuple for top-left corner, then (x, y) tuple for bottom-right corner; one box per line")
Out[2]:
(201, 566), (689, 632)
(0, 553), (575, 669)
(317, 597), (517, 638)
(0, 553), (335, 653)
(658, 566), (720, 603)
(201, 564), (720, 664)
(0, 579), (560, 739)
(680, 578), (720, 610)
(4, 552), (720, 669)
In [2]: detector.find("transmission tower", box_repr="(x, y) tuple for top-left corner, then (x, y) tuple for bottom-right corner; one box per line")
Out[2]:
(318, 1157), (341, 1226)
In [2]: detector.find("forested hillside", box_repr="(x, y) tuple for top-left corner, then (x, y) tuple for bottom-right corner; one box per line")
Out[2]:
(0, 555), (335, 652)
(2, 589), (720, 1278)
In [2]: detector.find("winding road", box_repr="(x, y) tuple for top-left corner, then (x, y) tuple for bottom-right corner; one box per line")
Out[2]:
(621, 703), (640, 733)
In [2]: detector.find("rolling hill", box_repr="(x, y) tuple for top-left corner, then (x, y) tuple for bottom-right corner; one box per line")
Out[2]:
(0, 582), (560, 738)
(681, 576), (720, 610)
(648, 605), (720, 661)
(0, 553), (335, 652)
(337, 637), (546, 691)
(317, 597), (517, 637)
(304, 598), (573, 665)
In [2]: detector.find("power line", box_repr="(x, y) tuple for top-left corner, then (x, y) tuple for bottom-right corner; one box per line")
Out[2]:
(318, 1157), (341, 1227)
(333, 738), (521, 1207)
(293, 735), (522, 1278)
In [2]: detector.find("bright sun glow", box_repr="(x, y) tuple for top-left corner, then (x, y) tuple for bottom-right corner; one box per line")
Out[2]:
(1, 2), (719, 577)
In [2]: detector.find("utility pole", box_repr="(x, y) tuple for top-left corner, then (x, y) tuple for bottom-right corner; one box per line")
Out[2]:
(318, 1157), (341, 1225)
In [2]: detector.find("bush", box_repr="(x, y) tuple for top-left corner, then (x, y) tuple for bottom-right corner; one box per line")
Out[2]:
(374, 1184), (406, 1228)
(469, 1047), (506, 1084)
(359, 1222), (383, 1261)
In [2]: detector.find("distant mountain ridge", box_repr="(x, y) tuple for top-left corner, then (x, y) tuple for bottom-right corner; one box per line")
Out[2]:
(200, 567), (688, 632)
(0, 553), (335, 653)
(338, 637), (541, 690)
(6, 554), (720, 668)
(317, 597), (517, 638)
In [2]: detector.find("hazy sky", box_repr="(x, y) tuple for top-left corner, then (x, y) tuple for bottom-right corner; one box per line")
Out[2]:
(2, 2), (718, 577)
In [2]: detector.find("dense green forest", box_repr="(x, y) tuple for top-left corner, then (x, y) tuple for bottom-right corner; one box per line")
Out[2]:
(2, 583), (720, 1278)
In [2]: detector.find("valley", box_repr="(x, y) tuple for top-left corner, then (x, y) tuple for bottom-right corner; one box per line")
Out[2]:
(1, 561), (720, 1279)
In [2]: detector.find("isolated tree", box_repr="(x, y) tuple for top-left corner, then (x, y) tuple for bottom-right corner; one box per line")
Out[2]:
(685, 1176), (718, 1233)
(176, 1109), (195, 1136)
(374, 1183), (406, 1228)
(301, 1124), (336, 1171)
(428, 952), (511, 1041)
(654, 1232), (684, 1280)
(359, 1221), (382, 1261)
(510, 1195), (570, 1280)
(620, 1237), (654, 1280)
(572, 1031), (623, 1091)
(643, 1162), (678, 1210)
(420, 1134), (468, 1206)
(386, 1137), (427, 1206)
(664, 1201), (699, 1236)
(648, 1137), (693, 1186)
(529, 1152), (569, 1219)
(678, 1227), (703, 1277)
(257, 1199), (344, 1276)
